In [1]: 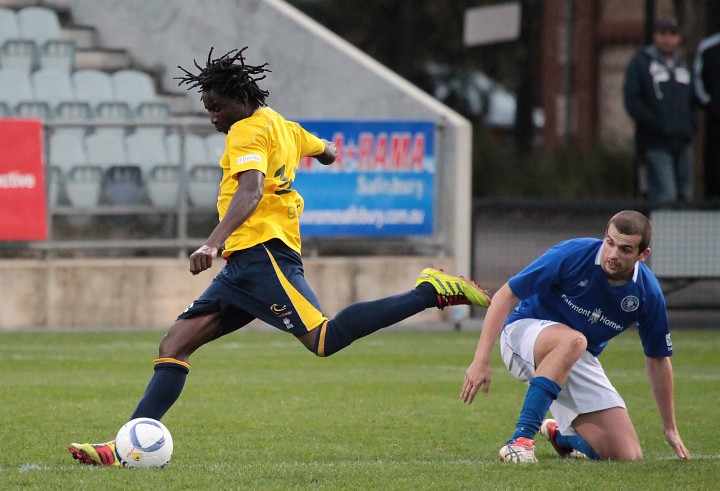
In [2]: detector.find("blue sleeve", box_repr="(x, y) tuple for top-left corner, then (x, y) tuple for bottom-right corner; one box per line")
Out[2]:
(637, 281), (673, 357)
(508, 240), (581, 300)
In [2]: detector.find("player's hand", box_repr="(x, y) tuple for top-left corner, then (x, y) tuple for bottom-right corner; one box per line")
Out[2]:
(461, 361), (492, 404)
(664, 427), (691, 460)
(189, 244), (218, 275)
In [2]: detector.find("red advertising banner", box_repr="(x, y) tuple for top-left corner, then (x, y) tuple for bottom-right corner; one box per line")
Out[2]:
(0, 119), (47, 240)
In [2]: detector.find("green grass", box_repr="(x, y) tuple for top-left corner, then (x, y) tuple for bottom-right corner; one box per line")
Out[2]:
(0, 327), (718, 490)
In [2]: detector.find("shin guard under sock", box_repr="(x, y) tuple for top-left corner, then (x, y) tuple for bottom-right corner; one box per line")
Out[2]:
(509, 376), (562, 442)
(130, 358), (189, 421)
(314, 286), (437, 357)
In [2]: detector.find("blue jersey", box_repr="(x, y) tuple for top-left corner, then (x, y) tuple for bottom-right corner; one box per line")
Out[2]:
(506, 238), (672, 357)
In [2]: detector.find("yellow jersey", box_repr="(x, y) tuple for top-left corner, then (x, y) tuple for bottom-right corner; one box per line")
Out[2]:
(216, 107), (325, 257)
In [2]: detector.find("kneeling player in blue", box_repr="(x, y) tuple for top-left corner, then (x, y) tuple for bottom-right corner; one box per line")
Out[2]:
(460, 210), (690, 462)
(67, 47), (491, 466)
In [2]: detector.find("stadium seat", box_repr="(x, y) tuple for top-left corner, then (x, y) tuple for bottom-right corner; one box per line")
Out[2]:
(145, 164), (180, 208)
(49, 129), (87, 176)
(65, 165), (102, 207)
(32, 68), (76, 112)
(17, 6), (62, 48)
(55, 100), (92, 122)
(85, 130), (129, 172)
(0, 39), (36, 74)
(38, 39), (75, 73)
(72, 69), (118, 113)
(15, 100), (51, 119)
(100, 164), (149, 207)
(125, 128), (172, 177)
(0, 8), (21, 47)
(204, 133), (227, 164)
(188, 165), (221, 208)
(136, 101), (170, 121)
(166, 133), (209, 169)
(112, 69), (157, 113)
(0, 68), (33, 112)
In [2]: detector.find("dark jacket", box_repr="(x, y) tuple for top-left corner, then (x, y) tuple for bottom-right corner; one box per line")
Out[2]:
(623, 45), (696, 153)
(694, 32), (720, 122)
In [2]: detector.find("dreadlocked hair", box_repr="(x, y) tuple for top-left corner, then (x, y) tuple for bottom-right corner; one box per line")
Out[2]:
(175, 47), (271, 108)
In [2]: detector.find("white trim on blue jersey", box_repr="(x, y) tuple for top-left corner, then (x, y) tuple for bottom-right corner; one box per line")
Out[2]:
(506, 238), (672, 357)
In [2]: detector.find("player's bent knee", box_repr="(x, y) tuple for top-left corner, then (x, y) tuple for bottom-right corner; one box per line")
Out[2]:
(570, 333), (588, 353)
(602, 447), (643, 461)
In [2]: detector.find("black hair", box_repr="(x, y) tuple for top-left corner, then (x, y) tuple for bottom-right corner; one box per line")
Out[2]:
(175, 47), (271, 108)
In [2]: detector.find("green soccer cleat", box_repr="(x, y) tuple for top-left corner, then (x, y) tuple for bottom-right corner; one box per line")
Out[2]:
(415, 268), (491, 309)
(68, 440), (121, 467)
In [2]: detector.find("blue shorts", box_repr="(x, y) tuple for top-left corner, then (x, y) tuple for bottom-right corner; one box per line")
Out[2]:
(177, 239), (327, 337)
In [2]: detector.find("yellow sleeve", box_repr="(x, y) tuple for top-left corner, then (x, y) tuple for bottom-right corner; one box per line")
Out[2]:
(296, 125), (325, 158)
(226, 123), (270, 178)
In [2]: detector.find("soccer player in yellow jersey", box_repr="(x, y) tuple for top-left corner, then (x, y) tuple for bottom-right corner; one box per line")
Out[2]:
(68, 47), (491, 466)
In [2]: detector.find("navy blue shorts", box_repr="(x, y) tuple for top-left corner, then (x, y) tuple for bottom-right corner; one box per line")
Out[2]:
(177, 239), (327, 337)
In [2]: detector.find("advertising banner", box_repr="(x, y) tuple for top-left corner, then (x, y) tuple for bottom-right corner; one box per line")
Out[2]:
(0, 119), (47, 240)
(295, 121), (435, 236)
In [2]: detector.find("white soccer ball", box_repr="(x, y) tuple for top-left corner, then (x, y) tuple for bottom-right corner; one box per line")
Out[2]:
(115, 417), (173, 468)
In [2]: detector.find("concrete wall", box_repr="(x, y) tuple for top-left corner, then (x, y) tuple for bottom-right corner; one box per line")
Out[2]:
(0, 256), (452, 330)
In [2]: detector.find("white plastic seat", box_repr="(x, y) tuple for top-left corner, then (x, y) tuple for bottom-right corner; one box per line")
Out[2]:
(0, 39), (36, 74)
(188, 164), (222, 208)
(49, 129), (87, 175)
(17, 6), (62, 47)
(135, 101), (170, 121)
(166, 133), (209, 168)
(125, 128), (171, 176)
(16, 101), (51, 119)
(146, 164), (180, 208)
(0, 69), (34, 112)
(204, 133), (227, 164)
(55, 100), (92, 122)
(32, 68), (75, 111)
(38, 39), (75, 73)
(72, 69), (118, 113)
(85, 130), (128, 171)
(112, 69), (157, 112)
(0, 7), (20, 46)
(65, 165), (102, 207)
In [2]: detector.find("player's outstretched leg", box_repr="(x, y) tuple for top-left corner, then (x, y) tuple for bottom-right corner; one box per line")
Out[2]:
(310, 268), (491, 357)
(415, 268), (491, 309)
(68, 441), (120, 467)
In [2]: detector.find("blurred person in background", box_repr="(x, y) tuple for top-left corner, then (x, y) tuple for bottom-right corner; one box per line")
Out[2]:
(694, 29), (720, 200)
(623, 15), (696, 204)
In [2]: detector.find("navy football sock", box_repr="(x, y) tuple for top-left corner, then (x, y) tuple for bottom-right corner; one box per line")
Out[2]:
(509, 376), (562, 442)
(554, 431), (601, 460)
(315, 285), (437, 356)
(130, 359), (189, 421)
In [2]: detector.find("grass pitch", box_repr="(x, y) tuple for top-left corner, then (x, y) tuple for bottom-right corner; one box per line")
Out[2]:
(0, 327), (718, 489)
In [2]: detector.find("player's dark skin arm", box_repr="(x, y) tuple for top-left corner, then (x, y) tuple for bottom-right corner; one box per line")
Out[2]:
(314, 139), (337, 165)
(188, 169), (264, 275)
